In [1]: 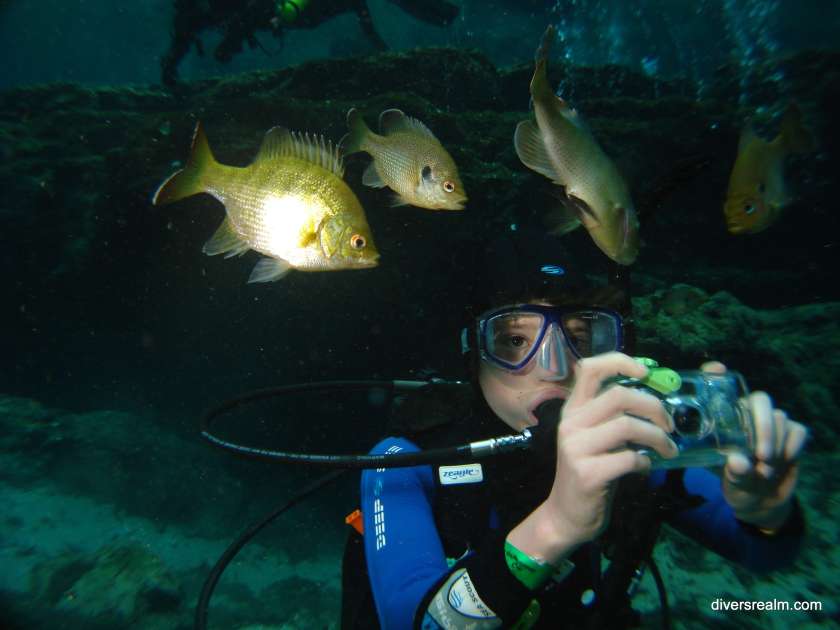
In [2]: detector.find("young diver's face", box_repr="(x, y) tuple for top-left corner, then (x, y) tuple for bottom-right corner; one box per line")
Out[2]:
(478, 312), (586, 432)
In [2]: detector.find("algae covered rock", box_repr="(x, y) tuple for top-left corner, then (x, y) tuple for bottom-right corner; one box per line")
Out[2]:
(30, 544), (182, 624)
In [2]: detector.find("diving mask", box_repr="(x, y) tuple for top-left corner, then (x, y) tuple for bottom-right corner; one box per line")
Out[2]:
(475, 305), (624, 377)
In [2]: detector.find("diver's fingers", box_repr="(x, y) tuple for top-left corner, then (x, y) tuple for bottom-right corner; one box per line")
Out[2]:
(700, 360), (727, 374)
(750, 392), (775, 462)
(773, 409), (788, 458)
(724, 451), (753, 478)
(579, 415), (677, 460)
(775, 463), (800, 500)
(587, 449), (651, 486)
(565, 352), (648, 410)
(783, 419), (808, 461)
(565, 384), (671, 433)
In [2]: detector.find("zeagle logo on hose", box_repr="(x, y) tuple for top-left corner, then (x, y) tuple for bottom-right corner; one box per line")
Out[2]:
(439, 464), (483, 485)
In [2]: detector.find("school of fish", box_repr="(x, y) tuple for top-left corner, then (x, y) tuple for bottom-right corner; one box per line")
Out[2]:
(153, 26), (815, 281)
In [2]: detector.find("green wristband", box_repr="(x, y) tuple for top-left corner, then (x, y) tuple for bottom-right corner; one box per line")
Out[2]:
(504, 540), (554, 591)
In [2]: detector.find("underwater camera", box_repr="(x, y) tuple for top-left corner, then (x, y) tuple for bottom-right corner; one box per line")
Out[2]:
(624, 364), (754, 469)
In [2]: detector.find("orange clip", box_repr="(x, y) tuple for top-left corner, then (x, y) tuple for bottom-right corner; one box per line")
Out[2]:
(345, 508), (364, 535)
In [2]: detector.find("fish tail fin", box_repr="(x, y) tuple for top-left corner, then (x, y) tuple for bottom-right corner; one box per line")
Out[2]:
(340, 108), (371, 155)
(778, 103), (815, 154)
(531, 25), (557, 103)
(153, 121), (217, 205)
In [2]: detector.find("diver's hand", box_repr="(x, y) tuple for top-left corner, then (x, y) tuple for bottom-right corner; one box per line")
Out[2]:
(702, 362), (808, 532)
(517, 353), (677, 561)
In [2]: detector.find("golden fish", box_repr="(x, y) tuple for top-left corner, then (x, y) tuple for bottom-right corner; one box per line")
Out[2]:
(514, 25), (639, 265)
(153, 122), (379, 282)
(724, 103), (814, 235)
(341, 108), (467, 210)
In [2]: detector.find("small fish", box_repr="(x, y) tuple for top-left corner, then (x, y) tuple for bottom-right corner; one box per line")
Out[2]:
(724, 103), (814, 235)
(341, 108), (467, 210)
(514, 25), (639, 265)
(153, 122), (379, 283)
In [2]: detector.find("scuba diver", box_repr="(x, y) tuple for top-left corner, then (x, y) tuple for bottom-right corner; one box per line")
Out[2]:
(160, 0), (461, 87)
(339, 229), (808, 628)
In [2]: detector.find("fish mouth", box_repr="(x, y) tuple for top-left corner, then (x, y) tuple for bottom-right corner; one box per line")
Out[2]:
(726, 222), (744, 234)
(439, 194), (467, 211)
(526, 387), (570, 425)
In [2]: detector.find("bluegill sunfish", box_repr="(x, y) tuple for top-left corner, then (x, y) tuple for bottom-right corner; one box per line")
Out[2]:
(341, 108), (467, 211)
(153, 122), (379, 282)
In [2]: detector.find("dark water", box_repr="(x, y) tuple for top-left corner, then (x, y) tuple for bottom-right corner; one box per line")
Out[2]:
(1, 1), (839, 628)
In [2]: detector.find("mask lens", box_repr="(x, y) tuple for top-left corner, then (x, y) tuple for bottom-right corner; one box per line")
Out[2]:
(561, 310), (619, 357)
(485, 312), (544, 367)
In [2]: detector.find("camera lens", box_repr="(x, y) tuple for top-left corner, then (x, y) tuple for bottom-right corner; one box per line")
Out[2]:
(672, 403), (702, 437)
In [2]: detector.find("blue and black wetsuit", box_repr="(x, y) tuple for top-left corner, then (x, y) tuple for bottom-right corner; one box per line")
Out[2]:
(340, 399), (804, 629)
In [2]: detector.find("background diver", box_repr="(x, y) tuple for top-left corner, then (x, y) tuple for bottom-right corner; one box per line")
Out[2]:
(160, 0), (461, 86)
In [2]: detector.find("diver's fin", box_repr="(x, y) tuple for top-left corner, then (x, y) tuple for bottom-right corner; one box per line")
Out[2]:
(362, 162), (387, 188)
(256, 126), (344, 176)
(779, 102), (814, 154)
(152, 121), (216, 205)
(248, 257), (293, 283)
(514, 120), (560, 184)
(379, 109), (435, 139)
(203, 216), (250, 258)
(340, 108), (372, 156)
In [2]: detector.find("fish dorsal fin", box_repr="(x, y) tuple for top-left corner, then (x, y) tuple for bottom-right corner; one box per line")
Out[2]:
(514, 119), (561, 184)
(256, 126), (344, 177)
(379, 109), (435, 139)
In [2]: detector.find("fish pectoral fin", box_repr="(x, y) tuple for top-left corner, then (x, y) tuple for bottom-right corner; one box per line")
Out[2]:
(203, 217), (250, 258)
(390, 193), (411, 207)
(571, 196), (601, 226)
(362, 162), (387, 188)
(248, 257), (293, 283)
(544, 204), (582, 235)
(514, 120), (561, 184)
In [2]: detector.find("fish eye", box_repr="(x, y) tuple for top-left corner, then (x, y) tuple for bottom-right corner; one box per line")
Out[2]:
(443, 180), (455, 193)
(421, 165), (433, 181)
(350, 234), (366, 250)
(743, 204), (755, 215)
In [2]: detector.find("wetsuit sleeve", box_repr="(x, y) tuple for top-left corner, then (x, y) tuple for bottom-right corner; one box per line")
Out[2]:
(362, 438), (540, 628)
(361, 437), (450, 629)
(651, 468), (804, 572)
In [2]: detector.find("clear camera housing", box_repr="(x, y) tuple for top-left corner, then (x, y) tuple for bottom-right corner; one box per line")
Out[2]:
(639, 371), (754, 470)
